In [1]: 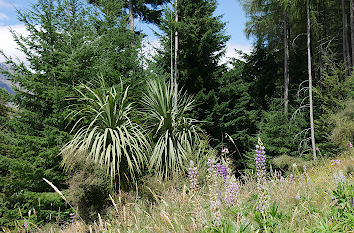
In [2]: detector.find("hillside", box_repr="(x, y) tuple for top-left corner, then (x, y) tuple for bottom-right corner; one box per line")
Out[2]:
(0, 63), (14, 94)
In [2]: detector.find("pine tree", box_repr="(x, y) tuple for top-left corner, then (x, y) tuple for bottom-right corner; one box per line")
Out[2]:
(154, 0), (229, 145)
(88, 0), (169, 30)
(213, 59), (258, 164)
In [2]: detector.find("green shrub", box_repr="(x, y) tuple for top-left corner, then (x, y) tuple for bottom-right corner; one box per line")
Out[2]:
(65, 161), (112, 222)
(331, 99), (354, 149)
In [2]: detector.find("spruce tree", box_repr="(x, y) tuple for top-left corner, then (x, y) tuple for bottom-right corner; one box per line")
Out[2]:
(154, 0), (229, 146)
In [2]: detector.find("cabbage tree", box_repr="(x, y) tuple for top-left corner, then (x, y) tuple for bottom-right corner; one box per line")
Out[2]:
(142, 78), (201, 178)
(61, 81), (150, 191)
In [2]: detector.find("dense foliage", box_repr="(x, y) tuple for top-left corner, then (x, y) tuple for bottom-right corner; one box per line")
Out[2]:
(0, 0), (353, 230)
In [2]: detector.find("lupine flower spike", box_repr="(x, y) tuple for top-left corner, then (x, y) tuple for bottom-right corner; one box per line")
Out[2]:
(69, 213), (77, 223)
(207, 158), (221, 226)
(188, 161), (205, 227)
(255, 138), (268, 214)
(225, 176), (239, 205)
(216, 162), (229, 182)
(188, 161), (199, 191)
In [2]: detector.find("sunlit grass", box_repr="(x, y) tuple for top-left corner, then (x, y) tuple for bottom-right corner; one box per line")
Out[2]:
(7, 150), (353, 233)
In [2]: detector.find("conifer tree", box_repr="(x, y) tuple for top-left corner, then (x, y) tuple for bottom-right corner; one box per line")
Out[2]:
(154, 0), (229, 145)
(88, 0), (168, 30)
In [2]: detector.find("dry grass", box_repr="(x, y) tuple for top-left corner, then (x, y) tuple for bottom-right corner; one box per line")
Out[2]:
(7, 150), (353, 233)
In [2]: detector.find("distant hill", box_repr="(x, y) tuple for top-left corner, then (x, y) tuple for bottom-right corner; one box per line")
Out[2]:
(0, 63), (14, 94)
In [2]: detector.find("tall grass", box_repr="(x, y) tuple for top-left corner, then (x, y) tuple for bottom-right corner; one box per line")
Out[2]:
(14, 149), (353, 233)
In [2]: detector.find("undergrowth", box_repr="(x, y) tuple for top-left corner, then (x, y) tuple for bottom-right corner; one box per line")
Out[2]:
(4, 148), (353, 233)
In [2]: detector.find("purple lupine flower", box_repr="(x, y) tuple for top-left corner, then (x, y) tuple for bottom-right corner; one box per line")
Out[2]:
(69, 212), (77, 222)
(333, 171), (346, 186)
(255, 140), (266, 177)
(225, 177), (239, 205)
(255, 138), (268, 213)
(207, 157), (221, 227)
(221, 148), (229, 154)
(188, 161), (199, 191)
(306, 174), (311, 185)
(280, 176), (285, 184)
(216, 163), (229, 181)
(331, 159), (341, 166)
(289, 174), (294, 182)
(207, 158), (216, 172)
(24, 221), (28, 228)
(301, 173), (305, 180)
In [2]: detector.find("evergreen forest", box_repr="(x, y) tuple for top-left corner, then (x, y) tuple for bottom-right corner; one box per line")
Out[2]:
(0, 0), (353, 232)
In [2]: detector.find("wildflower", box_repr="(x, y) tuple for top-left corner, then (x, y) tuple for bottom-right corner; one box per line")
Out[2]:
(225, 176), (239, 205)
(292, 163), (297, 168)
(330, 159), (341, 166)
(289, 174), (294, 182)
(189, 161), (204, 226)
(349, 142), (353, 149)
(24, 221), (28, 228)
(301, 173), (305, 180)
(280, 176), (285, 184)
(221, 148), (229, 154)
(188, 161), (199, 191)
(207, 157), (221, 227)
(333, 171), (346, 186)
(306, 174), (311, 185)
(316, 147), (319, 151)
(255, 138), (268, 214)
(69, 212), (77, 222)
(216, 163), (229, 181)
(207, 158), (216, 172)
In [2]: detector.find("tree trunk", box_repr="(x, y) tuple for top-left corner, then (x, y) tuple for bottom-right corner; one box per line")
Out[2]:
(129, 0), (134, 31)
(342, 0), (350, 76)
(350, 0), (354, 69)
(174, 0), (178, 80)
(307, 0), (316, 160)
(284, 12), (290, 114)
(170, 8), (174, 82)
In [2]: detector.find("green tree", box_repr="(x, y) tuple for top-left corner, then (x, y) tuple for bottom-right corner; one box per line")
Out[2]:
(88, 0), (169, 30)
(142, 78), (201, 178)
(154, 0), (229, 147)
(61, 81), (150, 192)
(212, 59), (258, 165)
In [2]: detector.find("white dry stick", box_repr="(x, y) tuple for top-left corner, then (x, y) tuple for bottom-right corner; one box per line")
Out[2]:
(42, 177), (83, 222)
(42, 178), (68, 203)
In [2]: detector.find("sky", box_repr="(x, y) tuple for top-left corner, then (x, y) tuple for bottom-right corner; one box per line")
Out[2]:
(0, 0), (252, 63)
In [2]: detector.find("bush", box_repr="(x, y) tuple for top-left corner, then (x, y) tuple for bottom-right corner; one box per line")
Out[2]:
(65, 161), (112, 222)
(331, 99), (354, 149)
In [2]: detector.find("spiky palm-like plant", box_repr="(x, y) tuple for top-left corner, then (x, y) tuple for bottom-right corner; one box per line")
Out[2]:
(61, 81), (150, 191)
(142, 78), (201, 178)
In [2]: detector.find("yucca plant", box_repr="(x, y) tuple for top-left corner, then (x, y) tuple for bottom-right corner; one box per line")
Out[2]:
(61, 80), (150, 192)
(142, 78), (201, 178)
